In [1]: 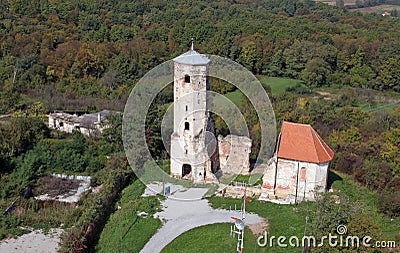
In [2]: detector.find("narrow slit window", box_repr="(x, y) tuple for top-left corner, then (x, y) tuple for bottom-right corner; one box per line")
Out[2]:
(300, 167), (307, 180)
(185, 105), (188, 111)
(184, 122), (189, 130)
(185, 75), (190, 83)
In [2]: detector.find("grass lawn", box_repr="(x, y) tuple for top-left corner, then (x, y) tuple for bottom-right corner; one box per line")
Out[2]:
(97, 168), (399, 252)
(162, 223), (268, 253)
(204, 170), (399, 252)
(208, 198), (311, 252)
(223, 89), (244, 105)
(96, 180), (163, 253)
(257, 76), (304, 96)
(217, 76), (304, 105)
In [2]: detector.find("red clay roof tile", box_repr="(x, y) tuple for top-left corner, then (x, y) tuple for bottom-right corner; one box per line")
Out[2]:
(277, 121), (334, 163)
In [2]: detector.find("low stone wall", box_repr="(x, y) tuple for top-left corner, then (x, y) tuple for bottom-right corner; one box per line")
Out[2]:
(219, 184), (262, 199)
(34, 174), (92, 203)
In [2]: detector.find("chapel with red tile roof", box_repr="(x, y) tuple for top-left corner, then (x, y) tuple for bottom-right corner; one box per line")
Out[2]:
(277, 122), (334, 163)
(262, 121), (334, 203)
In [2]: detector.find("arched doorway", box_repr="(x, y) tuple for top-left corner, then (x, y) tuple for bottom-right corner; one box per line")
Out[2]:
(182, 164), (192, 178)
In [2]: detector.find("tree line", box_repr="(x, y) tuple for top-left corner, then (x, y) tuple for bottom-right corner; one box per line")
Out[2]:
(0, 0), (400, 114)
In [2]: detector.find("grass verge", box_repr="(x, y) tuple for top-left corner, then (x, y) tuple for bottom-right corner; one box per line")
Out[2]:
(162, 223), (267, 253)
(96, 180), (163, 253)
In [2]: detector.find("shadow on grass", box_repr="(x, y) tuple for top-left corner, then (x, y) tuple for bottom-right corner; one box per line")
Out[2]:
(327, 170), (342, 190)
(123, 215), (139, 240)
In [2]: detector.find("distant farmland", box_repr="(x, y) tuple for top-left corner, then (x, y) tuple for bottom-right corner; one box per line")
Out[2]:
(348, 4), (400, 13)
(315, 0), (400, 11)
(315, 0), (356, 7)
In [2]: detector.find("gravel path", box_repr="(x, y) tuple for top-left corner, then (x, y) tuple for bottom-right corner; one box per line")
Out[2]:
(0, 228), (63, 253)
(140, 184), (264, 253)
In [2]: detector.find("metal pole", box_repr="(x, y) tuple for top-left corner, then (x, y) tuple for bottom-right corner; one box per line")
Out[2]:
(302, 216), (309, 253)
(241, 186), (246, 253)
(118, 201), (122, 243)
(162, 158), (165, 195)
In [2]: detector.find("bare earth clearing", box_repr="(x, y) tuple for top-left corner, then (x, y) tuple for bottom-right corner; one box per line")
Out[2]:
(0, 228), (63, 253)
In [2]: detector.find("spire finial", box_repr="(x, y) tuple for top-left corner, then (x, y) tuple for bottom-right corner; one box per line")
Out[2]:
(191, 38), (194, 51)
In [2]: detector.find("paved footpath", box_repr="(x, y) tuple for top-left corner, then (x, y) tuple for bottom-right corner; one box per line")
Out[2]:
(140, 184), (264, 253)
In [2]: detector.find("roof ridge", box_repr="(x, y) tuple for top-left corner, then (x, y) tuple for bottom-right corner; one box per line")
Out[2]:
(312, 127), (333, 162)
(309, 126), (320, 162)
(278, 122), (334, 163)
(173, 49), (210, 65)
(284, 121), (311, 127)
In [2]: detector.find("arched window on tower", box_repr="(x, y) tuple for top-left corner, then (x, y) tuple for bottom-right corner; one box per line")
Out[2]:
(184, 122), (190, 130)
(185, 75), (190, 83)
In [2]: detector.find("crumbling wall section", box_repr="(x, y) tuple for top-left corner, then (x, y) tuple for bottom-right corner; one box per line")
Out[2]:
(218, 135), (252, 175)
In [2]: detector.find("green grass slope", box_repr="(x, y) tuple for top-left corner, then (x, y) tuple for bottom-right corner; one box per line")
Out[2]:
(96, 180), (162, 253)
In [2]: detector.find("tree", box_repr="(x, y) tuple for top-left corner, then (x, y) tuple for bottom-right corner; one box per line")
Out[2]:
(267, 49), (285, 77)
(378, 185), (400, 218)
(350, 65), (374, 88)
(301, 58), (331, 86)
(377, 57), (400, 91)
(239, 41), (257, 73)
(100, 71), (124, 91)
(390, 9), (399, 17)
(309, 192), (382, 252)
(282, 41), (337, 80)
(101, 113), (123, 153)
(336, 0), (344, 8)
(356, 0), (364, 8)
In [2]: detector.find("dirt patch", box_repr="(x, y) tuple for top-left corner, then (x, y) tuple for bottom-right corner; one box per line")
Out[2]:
(34, 175), (82, 197)
(0, 228), (63, 253)
(247, 219), (269, 236)
(315, 91), (334, 98)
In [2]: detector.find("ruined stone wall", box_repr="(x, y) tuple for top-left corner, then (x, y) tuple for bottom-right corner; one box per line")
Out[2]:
(261, 157), (277, 197)
(218, 135), (252, 175)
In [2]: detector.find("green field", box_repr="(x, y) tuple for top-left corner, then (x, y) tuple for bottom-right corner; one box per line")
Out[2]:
(208, 199), (311, 252)
(162, 223), (267, 253)
(217, 76), (304, 106)
(223, 89), (244, 105)
(258, 76), (304, 96)
(97, 168), (399, 252)
(162, 170), (399, 252)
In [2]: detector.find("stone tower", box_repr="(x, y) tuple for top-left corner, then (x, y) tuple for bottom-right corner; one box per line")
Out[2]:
(170, 43), (218, 183)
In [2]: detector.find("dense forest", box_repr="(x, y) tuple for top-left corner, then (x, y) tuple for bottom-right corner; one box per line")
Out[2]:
(0, 0), (399, 250)
(1, 0), (400, 114)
